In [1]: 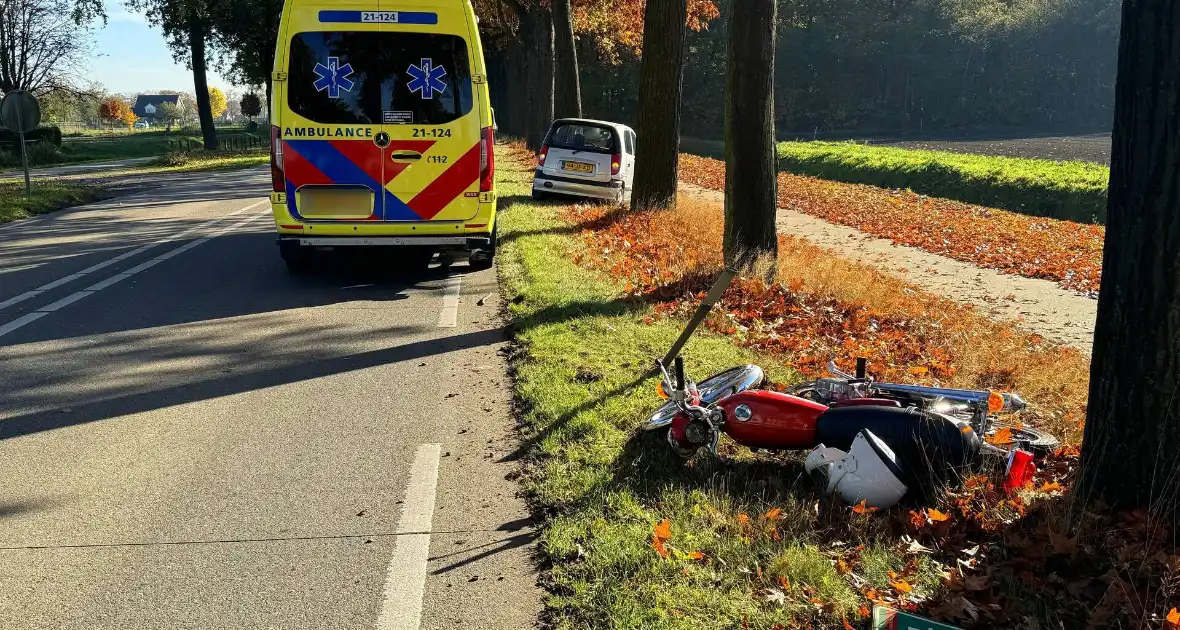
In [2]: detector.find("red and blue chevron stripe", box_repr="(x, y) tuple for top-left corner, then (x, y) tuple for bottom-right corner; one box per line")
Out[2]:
(282, 139), (479, 221)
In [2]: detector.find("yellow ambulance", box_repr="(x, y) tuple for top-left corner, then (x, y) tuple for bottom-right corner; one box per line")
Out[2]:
(268, 0), (496, 273)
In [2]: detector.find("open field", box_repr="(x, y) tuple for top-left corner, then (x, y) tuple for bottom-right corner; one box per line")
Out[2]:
(865, 133), (1111, 165)
(681, 135), (1111, 223)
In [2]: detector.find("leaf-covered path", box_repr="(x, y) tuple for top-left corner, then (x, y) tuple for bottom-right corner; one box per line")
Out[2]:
(679, 183), (1097, 351)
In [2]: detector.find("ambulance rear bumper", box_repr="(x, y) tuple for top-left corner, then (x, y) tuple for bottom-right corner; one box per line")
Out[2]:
(280, 236), (492, 249)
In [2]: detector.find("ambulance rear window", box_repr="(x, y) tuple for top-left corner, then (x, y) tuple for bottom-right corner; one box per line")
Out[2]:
(287, 32), (473, 126)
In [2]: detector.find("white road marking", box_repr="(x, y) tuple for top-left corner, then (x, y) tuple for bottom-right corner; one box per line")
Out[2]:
(375, 443), (443, 630)
(0, 210), (269, 342)
(437, 275), (462, 328)
(0, 199), (268, 311)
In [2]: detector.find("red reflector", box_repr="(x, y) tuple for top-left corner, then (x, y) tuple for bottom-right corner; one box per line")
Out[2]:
(279, 224), (303, 230)
(480, 126), (495, 192)
(465, 223), (487, 229)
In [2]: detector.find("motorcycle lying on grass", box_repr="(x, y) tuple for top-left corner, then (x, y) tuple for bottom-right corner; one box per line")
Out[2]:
(643, 269), (1058, 508)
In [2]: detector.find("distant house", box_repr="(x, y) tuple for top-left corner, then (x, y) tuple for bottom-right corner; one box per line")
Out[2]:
(133, 94), (180, 123)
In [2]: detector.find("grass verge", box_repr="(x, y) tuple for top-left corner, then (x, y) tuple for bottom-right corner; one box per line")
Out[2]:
(773, 141), (1109, 223)
(497, 143), (1175, 629)
(0, 180), (108, 224)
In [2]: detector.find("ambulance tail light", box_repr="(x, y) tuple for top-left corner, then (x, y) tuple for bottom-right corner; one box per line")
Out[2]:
(479, 126), (495, 192)
(270, 125), (285, 193)
(611, 153), (621, 176)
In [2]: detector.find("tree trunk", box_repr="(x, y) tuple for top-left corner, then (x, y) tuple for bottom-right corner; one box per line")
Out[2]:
(1078, 3), (1180, 516)
(522, 8), (554, 151)
(188, 13), (218, 150)
(722, 0), (778, 274)
(631, 0), (689, 210)
(552, 0), (581, 118)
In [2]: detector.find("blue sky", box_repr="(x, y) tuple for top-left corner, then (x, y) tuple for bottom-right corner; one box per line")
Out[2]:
(90, 4), (232, 96)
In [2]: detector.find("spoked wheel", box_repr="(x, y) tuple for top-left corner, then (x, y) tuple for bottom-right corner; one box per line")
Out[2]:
(987, 423), (1060, 457)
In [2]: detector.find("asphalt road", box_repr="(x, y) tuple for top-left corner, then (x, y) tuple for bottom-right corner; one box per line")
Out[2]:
(0, 168), (541, 629)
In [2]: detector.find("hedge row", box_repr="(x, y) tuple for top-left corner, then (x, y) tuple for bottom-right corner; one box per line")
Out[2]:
(775, 141), (1111, 224)
(0, 125), (63, 147)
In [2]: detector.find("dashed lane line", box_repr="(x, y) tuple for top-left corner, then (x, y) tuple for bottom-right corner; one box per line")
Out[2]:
(374, 443), (443, 630)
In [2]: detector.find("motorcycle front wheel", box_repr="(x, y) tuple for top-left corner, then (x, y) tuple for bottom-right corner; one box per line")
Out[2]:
(643, 364), (766, 430)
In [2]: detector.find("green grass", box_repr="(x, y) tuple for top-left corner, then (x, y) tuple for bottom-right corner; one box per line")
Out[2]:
(496, 149), (942, 629)
(775, 141), (1110, 223)
(0, 180), (107, 224)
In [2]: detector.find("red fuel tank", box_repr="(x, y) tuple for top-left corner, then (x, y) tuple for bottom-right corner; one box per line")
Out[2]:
(716, 390), (828, 449)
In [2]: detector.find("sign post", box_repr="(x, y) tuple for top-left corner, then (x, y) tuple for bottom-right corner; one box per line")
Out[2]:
(0, 91), (43, 195)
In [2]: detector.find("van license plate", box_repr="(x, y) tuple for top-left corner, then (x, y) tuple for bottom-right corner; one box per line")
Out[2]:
(562, 161), (593, 173)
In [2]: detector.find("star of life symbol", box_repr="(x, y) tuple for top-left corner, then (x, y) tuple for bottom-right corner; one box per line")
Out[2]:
(407, 58), (447, 99)
(313, 57), (355, 98)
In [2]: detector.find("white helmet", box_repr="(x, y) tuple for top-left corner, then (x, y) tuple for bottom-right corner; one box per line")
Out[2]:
(805, 429), (909, 509)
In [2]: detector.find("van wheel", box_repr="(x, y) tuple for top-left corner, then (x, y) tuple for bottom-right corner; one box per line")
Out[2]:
(280, 242), (313, 274)
(531, 189), (549, 201)
(469, 225), (497, 270)
(614, 185), (627, 206)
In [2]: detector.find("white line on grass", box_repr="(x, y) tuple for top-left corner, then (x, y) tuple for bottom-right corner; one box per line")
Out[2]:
(374, 443), (442, 630)
(0, 210), (269, 342)
(0, 199), (268, 311)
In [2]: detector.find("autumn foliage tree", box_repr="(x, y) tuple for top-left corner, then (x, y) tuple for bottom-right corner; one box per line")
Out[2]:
(121, 110), (139, 130)
(98, 98), (130, 125)
(207, 86), (227, 119)
(475, 0), (718, 149)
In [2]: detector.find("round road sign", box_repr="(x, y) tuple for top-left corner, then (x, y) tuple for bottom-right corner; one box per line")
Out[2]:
(0, 91), (41, 133)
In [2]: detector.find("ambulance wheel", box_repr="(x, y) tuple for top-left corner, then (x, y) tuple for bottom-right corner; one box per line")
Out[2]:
(280, 242), (313, 274)
(469, 225), (497, 270)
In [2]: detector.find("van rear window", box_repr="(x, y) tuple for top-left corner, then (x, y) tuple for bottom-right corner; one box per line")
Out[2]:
(287, 32), (473, 125)
(546, 123), (617, 154)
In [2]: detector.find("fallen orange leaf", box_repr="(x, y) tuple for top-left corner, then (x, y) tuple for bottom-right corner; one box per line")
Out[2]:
(1038, 481), (1063, 493)
(778, 576), (791, 590)
(653, 519), (672, 541)
(737, 512), (750, 525)
(858, 604), (871, 617)
(687, 551), (704, 561)
(842, 616), (855, 630)
(927, 508), (950, 522)
(651, 536), (669, 558)
(891, 579), (913, 594)
(764, 507), (782, 520)
(852, 500), (877, 514)
(1167, 608), (1180, 626)
(988, 427), (1014, 445)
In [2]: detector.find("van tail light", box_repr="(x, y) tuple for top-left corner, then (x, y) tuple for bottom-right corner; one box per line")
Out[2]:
(611, 153), (621, 176)
(479, 126), (495, 193)
(538, 145), (549, 167)
(270, 125), (285, 193)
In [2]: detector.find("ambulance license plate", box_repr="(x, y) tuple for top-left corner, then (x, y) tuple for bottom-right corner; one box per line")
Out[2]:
(562, 161), (594, 173)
